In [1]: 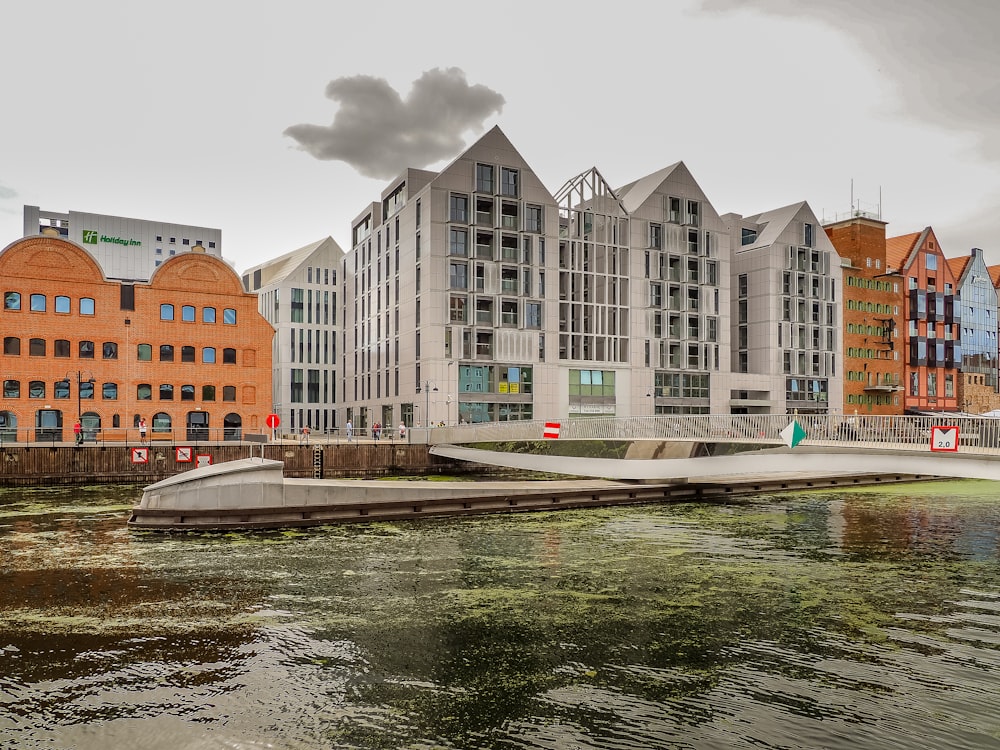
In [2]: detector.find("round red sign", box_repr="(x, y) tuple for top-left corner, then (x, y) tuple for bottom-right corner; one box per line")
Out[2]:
(265, 413), (280, 429)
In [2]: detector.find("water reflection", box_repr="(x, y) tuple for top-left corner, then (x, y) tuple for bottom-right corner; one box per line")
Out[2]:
(1, 480), (999, 749)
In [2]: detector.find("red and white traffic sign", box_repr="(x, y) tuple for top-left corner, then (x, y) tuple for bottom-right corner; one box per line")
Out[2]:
(266, 413), (280, 429)
(543, 421), (561, 439)
(930, 425), (959, 452)
(131, 447), (149, 464)
(175, 446), (193, 463)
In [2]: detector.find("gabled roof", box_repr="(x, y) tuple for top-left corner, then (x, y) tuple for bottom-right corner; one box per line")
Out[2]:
(947, 255), (971, 281)
(246, 236), (343, 287)
(988, 264), (1000, 288)
(738, 201), (809, 251)
(615, 162), (683, 214)
(553, 166), (629, 216)
(886, 231), (922, 270)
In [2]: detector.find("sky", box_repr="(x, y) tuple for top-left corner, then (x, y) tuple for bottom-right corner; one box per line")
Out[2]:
(2, 0), (998, 273)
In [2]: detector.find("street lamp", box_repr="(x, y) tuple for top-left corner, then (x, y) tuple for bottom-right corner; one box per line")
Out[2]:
(68, 369), (94, 442)
(415, 380), (438, 429)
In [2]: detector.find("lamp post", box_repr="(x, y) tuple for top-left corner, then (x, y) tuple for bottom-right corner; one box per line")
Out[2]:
(69, 369), (94, 442)
(415, 380), (438, 431)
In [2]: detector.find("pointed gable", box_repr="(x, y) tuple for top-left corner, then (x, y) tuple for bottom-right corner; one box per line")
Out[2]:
(886, 231), (921, 271)
(616, 162), (683, 214)
(947, 255), (971, 282)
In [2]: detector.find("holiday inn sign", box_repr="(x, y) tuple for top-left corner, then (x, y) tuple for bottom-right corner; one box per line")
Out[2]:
(82, 229), (141, 247)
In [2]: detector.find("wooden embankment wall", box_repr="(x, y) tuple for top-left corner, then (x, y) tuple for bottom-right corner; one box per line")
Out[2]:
(0, 443), (482, 487)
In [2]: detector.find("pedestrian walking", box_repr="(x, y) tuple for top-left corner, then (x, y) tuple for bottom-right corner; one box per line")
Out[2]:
(73, 420), (82, 446)
(373, 422), (381, 441)
(138, 418), (147, 443)
(301, 425), (311, 444)
(398, 421), (406, 440)
(346, 420), (353, 442)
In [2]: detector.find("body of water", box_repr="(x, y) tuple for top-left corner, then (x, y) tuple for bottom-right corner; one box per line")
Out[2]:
(2, 479), (1000, 749)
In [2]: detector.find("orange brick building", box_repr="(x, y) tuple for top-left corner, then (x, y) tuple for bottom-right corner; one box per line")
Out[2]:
(824, 215), (904, 415)
(0, 235), (274, 441)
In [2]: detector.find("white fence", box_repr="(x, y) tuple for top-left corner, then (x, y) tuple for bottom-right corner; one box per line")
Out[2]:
(424, 414), (1000, 454)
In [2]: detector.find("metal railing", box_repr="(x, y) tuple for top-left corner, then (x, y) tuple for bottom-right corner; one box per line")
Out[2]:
(421, 414), (1000, 455)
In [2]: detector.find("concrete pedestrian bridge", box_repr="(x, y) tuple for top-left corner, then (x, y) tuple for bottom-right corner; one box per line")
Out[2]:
(425, 413), (1000, 483)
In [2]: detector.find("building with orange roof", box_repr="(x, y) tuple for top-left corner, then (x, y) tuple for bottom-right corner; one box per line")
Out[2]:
(823, 214), (904, 415)
(889, 227), (960, 413)
(0, 235), (274, 442)
(951, 247), (998, 413)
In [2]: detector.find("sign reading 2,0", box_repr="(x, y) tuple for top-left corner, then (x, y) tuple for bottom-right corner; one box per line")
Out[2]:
(930, 425), (959, 452)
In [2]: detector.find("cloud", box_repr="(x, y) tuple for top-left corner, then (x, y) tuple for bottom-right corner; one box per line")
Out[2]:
(284, 67), (505, 179)
(698, 0), (1000, 161)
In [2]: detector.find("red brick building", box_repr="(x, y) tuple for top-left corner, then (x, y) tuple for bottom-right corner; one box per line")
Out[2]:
(824, 215), (904, 415)
(0, 235), (274, 441)
(887, 228), (960, 413)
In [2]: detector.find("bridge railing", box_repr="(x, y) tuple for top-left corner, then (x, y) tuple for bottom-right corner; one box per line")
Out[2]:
(424, 414), (1000, 454)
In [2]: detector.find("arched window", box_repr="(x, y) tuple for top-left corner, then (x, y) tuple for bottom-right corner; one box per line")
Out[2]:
(81, 411), (100, 441)
(29, 338), (45, 356)
(159, 384), (174, 400)
(223, 308), (237, 324)
(181, 305), (195, 322)
(181, 384), (195, 401)
(137, 344), (152, 361)
(29, 381), (45, 398)
(222, 385), (236, 402)
(203, 307), (216, 323)
(181, 346), (195, 363)
(80, 340), (95, 359)
(160, 344), (174, 362)
(55, 296), (70, 313)
(203, 347), (216, 364)
(4, 292), (20, 310)
(202, 385), (216, 401)
(103, 342), (118, 359)
(80, 298), (95, 316)
(54, 380), (71, 399)
(3, 380), (19, 398)
(160, 303), (174, 321)
(80, 381), (94, 400)
(137, 383), (152, 400)
(30, 294), (46, 312)
(223, 348), (236, 364)
(3, 337), (19, 355)
(0, 410), (17, 441)
(102, 382), (118, 400)
(223, 412), (242, 440)
(54, 339), (70, 357)
(152, 412), (172, 434)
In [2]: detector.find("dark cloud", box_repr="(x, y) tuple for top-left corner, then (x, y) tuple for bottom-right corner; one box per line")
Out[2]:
(284, 67), (505, 179)
(699, 0), (1000, 160)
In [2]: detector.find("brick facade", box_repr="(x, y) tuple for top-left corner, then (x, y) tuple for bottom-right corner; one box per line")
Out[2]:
(0, 236), (274, 441)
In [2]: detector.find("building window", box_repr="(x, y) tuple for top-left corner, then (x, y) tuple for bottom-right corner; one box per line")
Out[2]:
(181, 384), (195, 401)
(54, 339), (70, 358)
(476, 163), (494, 193)
(223, 386), (236, 402)
(54, 380), (70, 399)
(202, 385), (216, 401)
(78, 340), (94, 359)
(223, 308), (237, 324)
(137, 384), (152, 401)
(500, 167), (518, 197)
(3, 337), (20, 355)
(80, 298), (95, 316)
(181, 305), (195, 322)
(501, 299), (518, 326)
(160, 304), (174, 321)
(4, 292), (20, 310)
(30, 294), (45, 312)
(223, 348), (237, 364)
(804, 223), (814, 247)
(29, 381), (45, 398)
(3, 380), (18, 398)
(450, 295), (467, 323)
(159, 384), (174, 400)
(741, 228), (757, 245)
(525, 205), (542, 233)
(102, 383), (118, 400)
(29, 338), (45, 356)
(203, 307), (216, 323)
(291, 288), (304, 322)
(450, 228), (468, 257)
(80, 381), (94, 400)
(137, 343), (152, 361)
(450, 262), (468, 290)
(526, 302), (542, 329)
(649, 223), (662, 249)
(181, 346), (195, 363)
(203, 347), (216, 364)
(103, 342), (118, 359)
(55, 296), (70, 314)
(450, 194), (468, 223)
(159, 344), (173, 362)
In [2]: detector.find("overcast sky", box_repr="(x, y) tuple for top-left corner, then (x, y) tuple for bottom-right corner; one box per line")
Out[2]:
(2, 0), (997, 272)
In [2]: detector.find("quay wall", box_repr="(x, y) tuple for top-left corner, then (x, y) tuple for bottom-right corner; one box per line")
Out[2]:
(0, 444), (481, 487)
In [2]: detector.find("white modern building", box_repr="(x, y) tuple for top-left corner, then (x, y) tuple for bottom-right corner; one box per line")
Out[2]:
(333, 126), (844, 429)
(23, 205), (222, 281)
(242, 236), (346, 434)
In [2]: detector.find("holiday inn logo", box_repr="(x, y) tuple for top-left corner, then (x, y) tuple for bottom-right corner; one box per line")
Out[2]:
(81, 229), (141, 247)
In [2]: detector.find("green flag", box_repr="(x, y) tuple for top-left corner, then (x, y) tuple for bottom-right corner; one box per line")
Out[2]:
(780, 420), (807, 449)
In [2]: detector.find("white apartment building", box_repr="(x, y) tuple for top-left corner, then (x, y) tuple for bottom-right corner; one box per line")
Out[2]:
(722, 203), (844, 414)
(330, 126), (844, 426)
(23, 205), (222, 281)
(242, 237), (345, 434)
